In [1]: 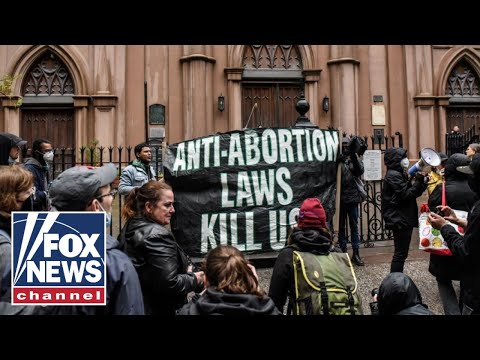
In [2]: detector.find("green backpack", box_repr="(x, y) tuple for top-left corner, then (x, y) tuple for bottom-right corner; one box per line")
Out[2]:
(292, 250), (363, 315)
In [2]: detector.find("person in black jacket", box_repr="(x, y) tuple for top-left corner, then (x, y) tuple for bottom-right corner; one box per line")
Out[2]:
(178, 245), (281, 315)
(339, 136), (365, 266)
(382, 147), (427, 273)
(372, 272), (434, 315)
(427, 153), (478, 315)
(429, 153), (480, 315)
(22, 138), (54, 211)
(268, 197), (362, 314)
(121, 181), (205, 315)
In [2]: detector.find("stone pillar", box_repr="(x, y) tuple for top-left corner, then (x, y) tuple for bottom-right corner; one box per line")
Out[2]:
(93, 45), (118, 148)
(1, 96), (21, 134)
(327, 46), (360, 135)
(224, 68), (243, 131)
(180, 49), (216, 139)
(408, 46), (436, 158)
(302, 69), (322, 126)
(73, 96), (89, 151)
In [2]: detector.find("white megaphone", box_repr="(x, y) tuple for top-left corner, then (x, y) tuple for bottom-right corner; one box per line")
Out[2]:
(408, 147), (441, 176)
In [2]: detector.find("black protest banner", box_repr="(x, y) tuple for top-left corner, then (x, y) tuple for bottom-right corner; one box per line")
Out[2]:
(164, 128), (339, 257)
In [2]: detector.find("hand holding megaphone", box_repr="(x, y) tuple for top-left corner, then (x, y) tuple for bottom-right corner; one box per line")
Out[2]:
(408, 147), (441, 176)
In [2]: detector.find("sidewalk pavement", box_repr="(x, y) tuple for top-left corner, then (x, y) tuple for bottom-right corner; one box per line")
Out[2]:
(255, 234), (457, 315)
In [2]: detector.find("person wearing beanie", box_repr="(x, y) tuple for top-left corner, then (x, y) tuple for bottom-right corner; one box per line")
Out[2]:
(268, 198), (362, 314)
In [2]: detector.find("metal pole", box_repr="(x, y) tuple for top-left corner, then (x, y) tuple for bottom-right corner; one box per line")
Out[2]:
(144, 81), (148, 143)
(332, 127), (343, 249)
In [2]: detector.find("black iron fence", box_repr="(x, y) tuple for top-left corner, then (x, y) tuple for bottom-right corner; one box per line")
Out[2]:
(341, 132), (404, 248)
(21, 143), (164, 239)
(445, 125), (478, 156)
(21, 132), (404, 247)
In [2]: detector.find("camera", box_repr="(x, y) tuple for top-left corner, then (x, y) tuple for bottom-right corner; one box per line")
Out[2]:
(347, 136), (368, 156)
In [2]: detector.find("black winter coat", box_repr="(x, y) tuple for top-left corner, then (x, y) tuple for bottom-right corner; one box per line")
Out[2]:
(121, 215), (199, 315)
(381, 148), (427, 230)
(427, 154), (478, 280)
(268, 227), (332, 313)
(177, 288), (282, 315)
(22, 158), (49, 211)
(377, 272), (434, 315)
(340, 153), (365, 205)
(441, 200), (480, 312)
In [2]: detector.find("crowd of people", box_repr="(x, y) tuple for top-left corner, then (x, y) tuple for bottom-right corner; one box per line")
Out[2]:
(1, 129), (480, 316)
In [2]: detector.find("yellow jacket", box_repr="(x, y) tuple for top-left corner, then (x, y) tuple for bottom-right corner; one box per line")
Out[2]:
(427, 171), (443, 195)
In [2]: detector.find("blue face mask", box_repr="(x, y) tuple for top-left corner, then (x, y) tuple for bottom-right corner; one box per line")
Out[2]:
(98, 202), (112, 228)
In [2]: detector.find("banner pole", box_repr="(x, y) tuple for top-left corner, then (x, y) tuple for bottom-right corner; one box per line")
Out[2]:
(332, 128), (343, 249)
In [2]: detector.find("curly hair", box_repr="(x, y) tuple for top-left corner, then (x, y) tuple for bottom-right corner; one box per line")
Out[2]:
(0, 165), (34, 218)
(205, 245), (265, 298)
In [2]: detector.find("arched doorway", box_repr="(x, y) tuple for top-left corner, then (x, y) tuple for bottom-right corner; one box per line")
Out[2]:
(445, 59), (480, 136)
(20, 50), (75, 168)
(241, 45), (303, 128)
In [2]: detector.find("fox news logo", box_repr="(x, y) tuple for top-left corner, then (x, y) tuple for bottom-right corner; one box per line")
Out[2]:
(11, 212), (106, 305)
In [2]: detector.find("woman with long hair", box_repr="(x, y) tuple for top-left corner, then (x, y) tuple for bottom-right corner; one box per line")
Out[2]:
(178, 245), (281, 315)
(120, 180), (204, 315)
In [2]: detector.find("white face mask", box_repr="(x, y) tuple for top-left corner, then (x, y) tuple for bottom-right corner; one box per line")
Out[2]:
(400, 157), (410, 169)
(8, 156), (17, 164)
(97, 201), (112, 228)
(43, 151), (54, 162)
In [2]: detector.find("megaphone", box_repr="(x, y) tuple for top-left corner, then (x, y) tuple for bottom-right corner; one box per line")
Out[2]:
(407, 147), (441, 176)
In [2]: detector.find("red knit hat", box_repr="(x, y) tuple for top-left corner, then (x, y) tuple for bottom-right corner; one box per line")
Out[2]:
(297, 198), (327, 229)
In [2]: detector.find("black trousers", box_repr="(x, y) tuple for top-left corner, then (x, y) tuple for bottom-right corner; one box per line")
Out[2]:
(390, 227), (414, 273)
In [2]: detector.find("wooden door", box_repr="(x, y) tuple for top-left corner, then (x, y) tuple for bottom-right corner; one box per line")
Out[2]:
(242, 83), (301, 129)
(446, 107), (480, 134)
(21, 109), (75, 176)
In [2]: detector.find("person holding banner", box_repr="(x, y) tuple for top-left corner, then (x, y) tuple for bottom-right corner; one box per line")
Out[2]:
(177, 245), (281, 315)
(429, 153), (480, 315)
(427, 153), (477, 315)
(339, 136), (365, 266)
(120, 181), (205, 315)
(382, 147), (427, 273)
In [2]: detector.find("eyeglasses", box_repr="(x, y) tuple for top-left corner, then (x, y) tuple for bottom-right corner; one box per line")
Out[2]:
(96, 189), (118, 200)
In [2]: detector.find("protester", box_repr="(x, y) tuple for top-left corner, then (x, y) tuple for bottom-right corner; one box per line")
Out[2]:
(120, 180), (204, 315)
(118, 142), (156, 197)
(429, 153), (480, 315)
(339, 136), (365, 265)
(268, 197), (362, 315)
(22, 138), (54, 211)
(0, 132), (27, 165)
(465, 143), (480, 160)
(371, 272), (434, 315)
(381, 147), (427, 273)
(427, 154), (477, 314)
(0, 165), (38, 314)
(178, 245), (281, 315)
(45, 163), (145, 315)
